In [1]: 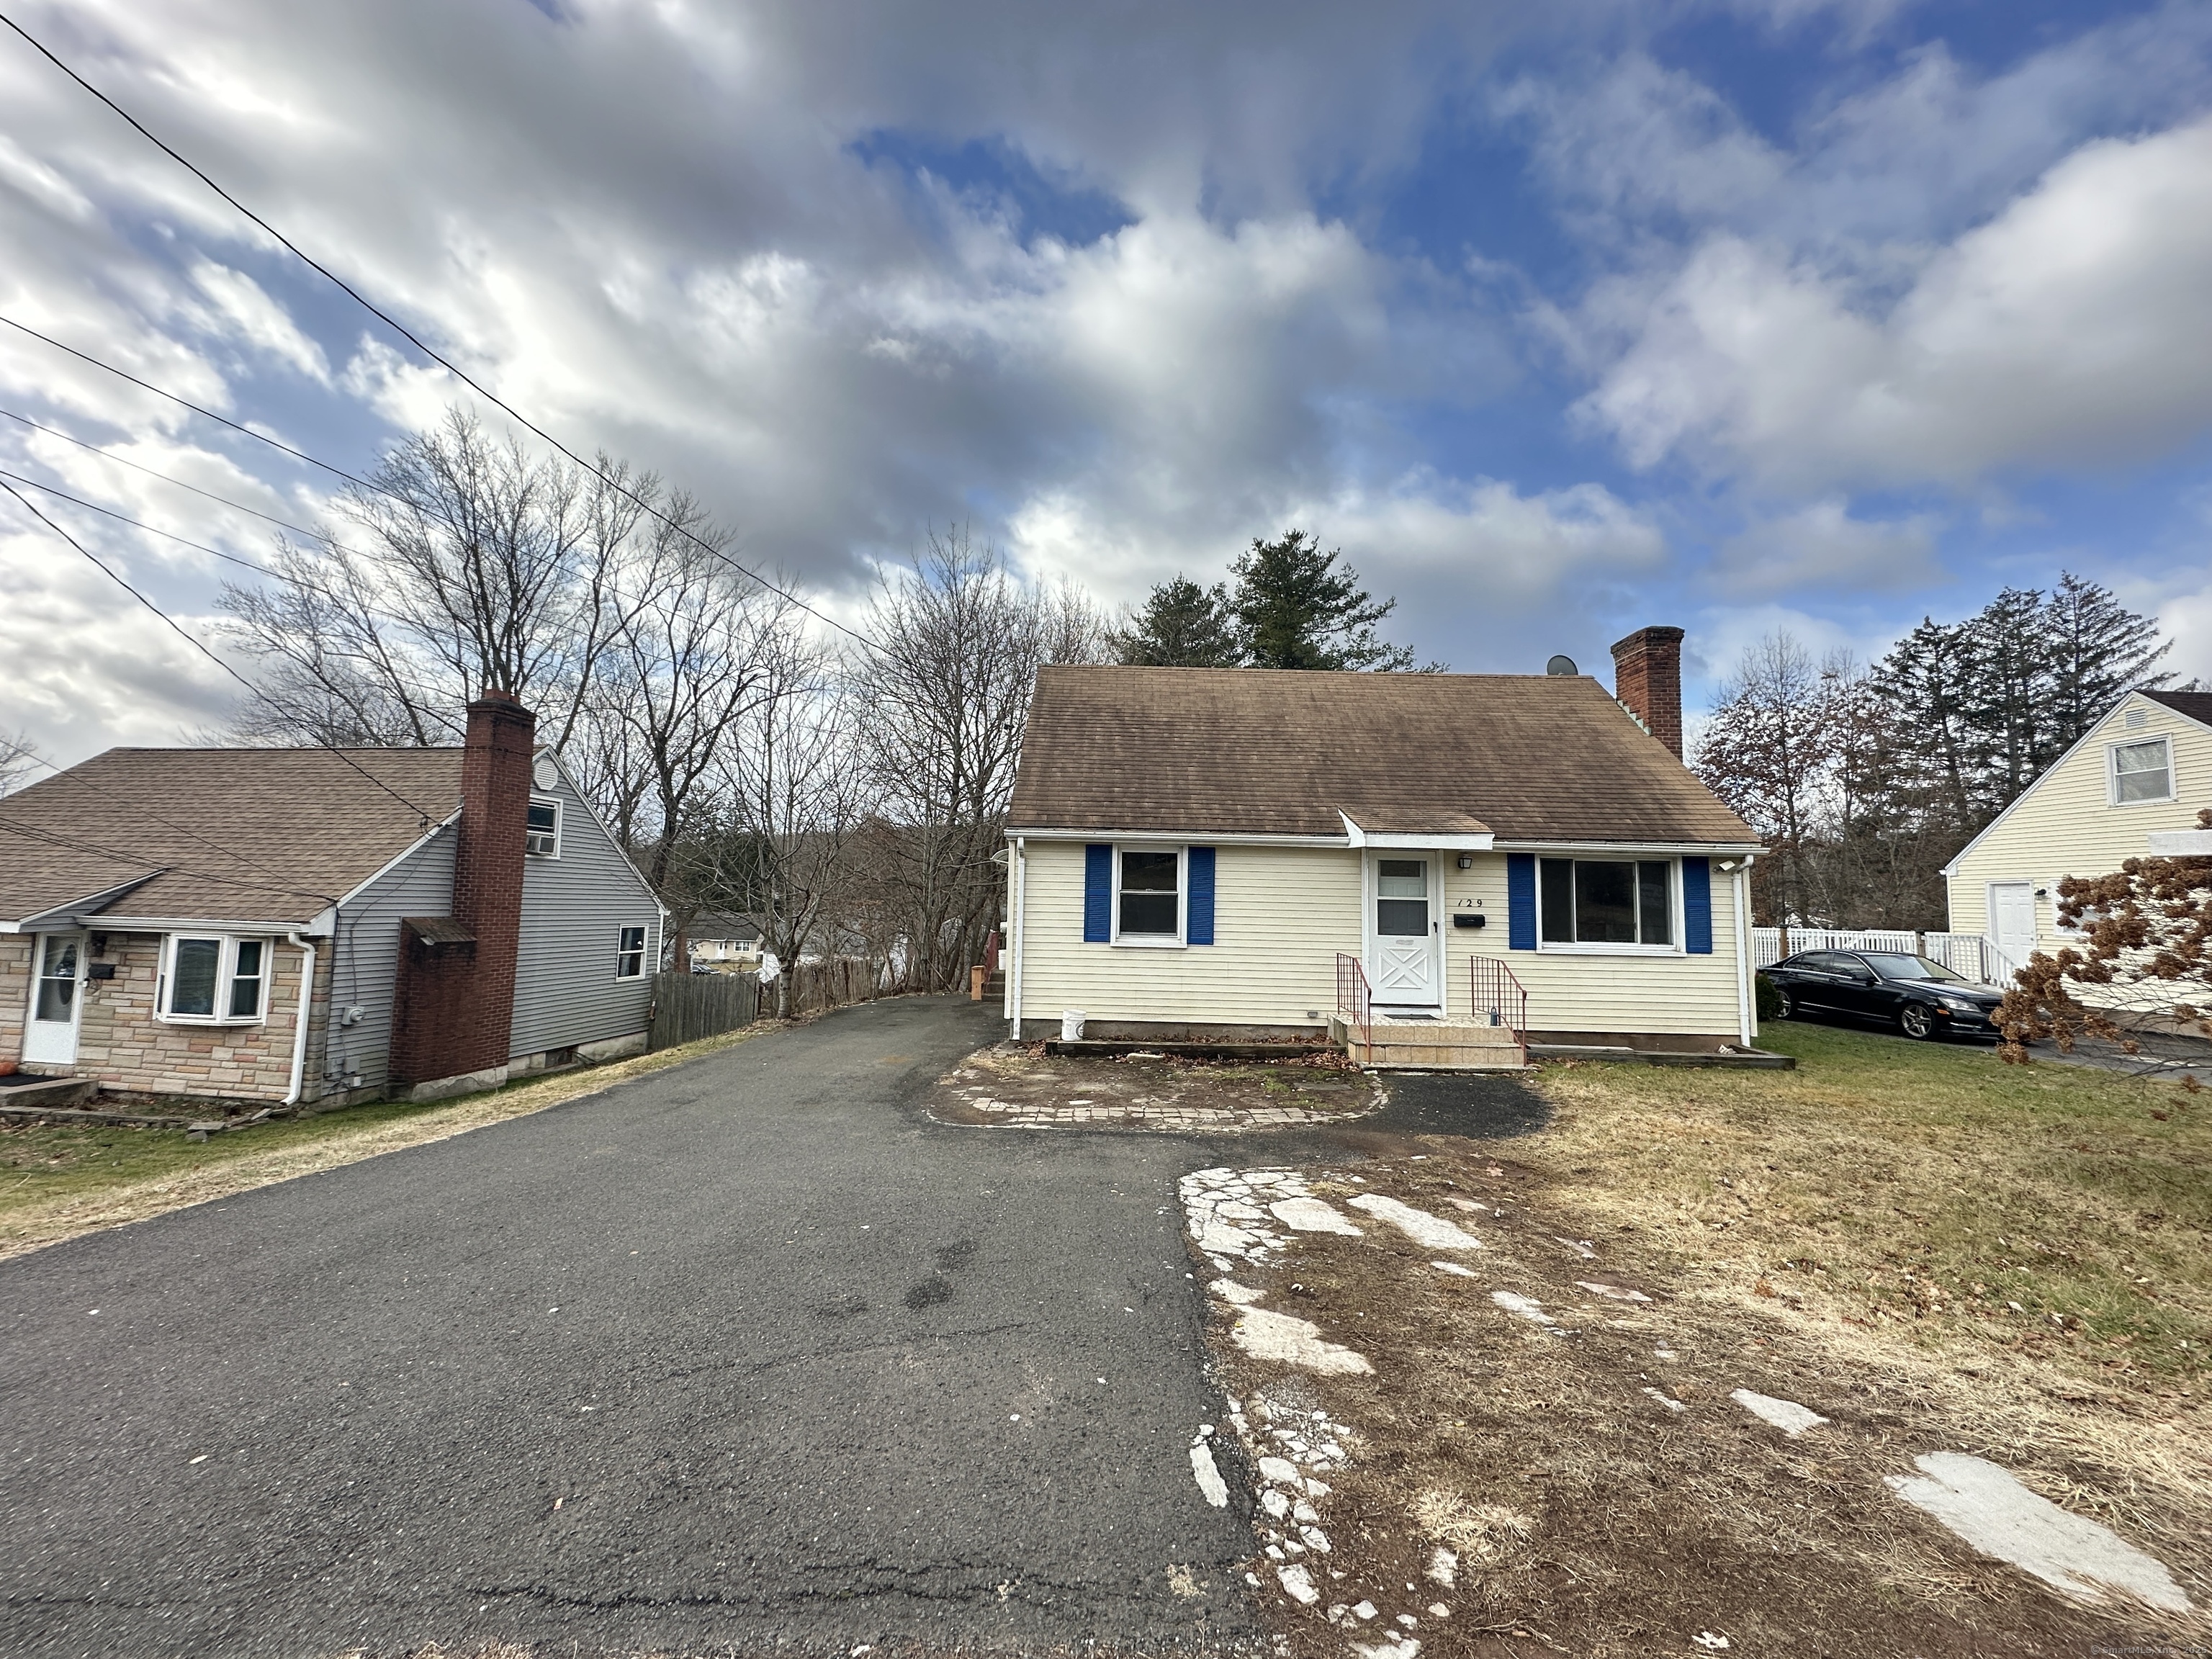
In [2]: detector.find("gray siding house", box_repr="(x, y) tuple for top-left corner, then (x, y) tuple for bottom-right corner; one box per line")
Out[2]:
(1, 697), (664, 1107)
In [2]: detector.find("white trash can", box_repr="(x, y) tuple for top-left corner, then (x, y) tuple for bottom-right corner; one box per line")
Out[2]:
(1061, 1010), (1086, 1041)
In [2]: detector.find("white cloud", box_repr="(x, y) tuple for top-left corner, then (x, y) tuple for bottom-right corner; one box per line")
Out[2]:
(1708, 498), (1939, 597)
(184, 258), (331, 384)
(1582, 116), (2212, 490)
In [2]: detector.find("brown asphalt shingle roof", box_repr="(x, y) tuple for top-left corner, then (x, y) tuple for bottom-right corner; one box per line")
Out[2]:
(1007, 666), (1758, 846)
(0, 747), (465, 928)
(2143, 689), (2212, 729)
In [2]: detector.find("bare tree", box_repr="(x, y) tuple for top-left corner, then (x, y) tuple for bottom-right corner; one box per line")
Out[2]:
(220, 408), (651, 748)
(1693, 634), (1853, 926)
(0, 729), (42, 796)
(853, 528), (1107, 991)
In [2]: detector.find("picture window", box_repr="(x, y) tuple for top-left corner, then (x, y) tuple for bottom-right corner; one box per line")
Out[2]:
(1539, 858), (1673, 947)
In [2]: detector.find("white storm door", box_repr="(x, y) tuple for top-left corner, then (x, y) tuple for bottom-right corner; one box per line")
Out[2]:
(1370, 856), (1440, 1006)
(1989, 882), (2036, 972)
(22, 932), (86, 1066)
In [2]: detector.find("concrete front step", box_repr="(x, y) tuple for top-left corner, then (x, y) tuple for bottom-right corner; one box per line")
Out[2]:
(1328, 1014), (1529, 1071)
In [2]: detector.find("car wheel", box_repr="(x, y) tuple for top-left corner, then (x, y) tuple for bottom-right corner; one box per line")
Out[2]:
(1898, 1002), (1936, 1040)
(1773, 986), (1794, 1019)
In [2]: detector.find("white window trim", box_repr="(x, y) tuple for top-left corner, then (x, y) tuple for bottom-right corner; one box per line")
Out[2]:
(615, 923), (649, 980)
(1110, 843), (1187, 948)
(526, 794), (563, 858)
(2108, 736), (2175, 806)
(156, 932), (272, 1025)
(1534, 855), (1686, 956)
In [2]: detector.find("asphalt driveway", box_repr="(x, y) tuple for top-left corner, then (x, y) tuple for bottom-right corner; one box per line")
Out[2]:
(2, 996), (1292, 1658)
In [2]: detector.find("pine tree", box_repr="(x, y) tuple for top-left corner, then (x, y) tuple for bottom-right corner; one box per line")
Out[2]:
(1111, 575), (1242, 667)
(2045, 572), (2172, 747)
(1227, 530), (1419, 671)
(1961, 585), (2056, 807)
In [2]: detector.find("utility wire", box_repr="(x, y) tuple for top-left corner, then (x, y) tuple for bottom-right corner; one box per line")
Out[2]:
(0, 404), (328, 539)
(0, 314), (379, 493)
(0, 476), (438, 824)
(0, 12), (873, 649)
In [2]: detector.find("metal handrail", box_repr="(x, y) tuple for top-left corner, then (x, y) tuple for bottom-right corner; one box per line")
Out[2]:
(1469, 956), (1530, 1066)
(1335, 952), (1372, 1046)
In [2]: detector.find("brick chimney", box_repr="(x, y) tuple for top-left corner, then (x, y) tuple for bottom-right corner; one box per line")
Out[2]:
(390, 693), (535, 1089)
(1610, 626), (1686, 760)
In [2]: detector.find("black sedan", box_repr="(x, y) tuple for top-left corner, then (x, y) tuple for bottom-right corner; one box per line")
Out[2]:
(1764, 949), (2006, 1041)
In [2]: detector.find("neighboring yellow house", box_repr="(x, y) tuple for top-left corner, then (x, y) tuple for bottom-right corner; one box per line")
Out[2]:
(1944, 689), (2212, 984)
(1001, 632), (1766, 1055)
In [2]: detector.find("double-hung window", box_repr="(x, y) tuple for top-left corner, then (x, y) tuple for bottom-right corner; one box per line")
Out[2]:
(526, 797), (562, 856)
(616, 925), (647, 979)
(1538, 858), (1675, 949)
(160, 934), (270, 1022)
(2110, 737), (2172, 804)
(1115, 847), (1183, 943)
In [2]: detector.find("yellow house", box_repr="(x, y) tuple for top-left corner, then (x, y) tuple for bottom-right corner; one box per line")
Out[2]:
(1002, 631), (1765, 1056)
(1943, 689), (2212, 985)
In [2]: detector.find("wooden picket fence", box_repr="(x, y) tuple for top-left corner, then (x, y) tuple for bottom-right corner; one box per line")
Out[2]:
(781, 956), (884, 1015)
(649, 970), (760, 1051)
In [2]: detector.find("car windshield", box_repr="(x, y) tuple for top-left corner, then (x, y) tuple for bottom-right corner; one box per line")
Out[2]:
(1861, 953), (1969, 984)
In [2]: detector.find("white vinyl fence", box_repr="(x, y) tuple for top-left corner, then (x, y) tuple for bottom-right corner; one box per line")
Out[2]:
(1750, 927), (2024, 986)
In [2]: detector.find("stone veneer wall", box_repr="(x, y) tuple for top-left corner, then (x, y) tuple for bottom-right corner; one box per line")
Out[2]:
(0, 935), (29, 1065)
(71, 931), (313, 1103)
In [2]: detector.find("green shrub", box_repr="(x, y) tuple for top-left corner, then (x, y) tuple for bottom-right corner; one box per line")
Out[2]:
(1754, 971), (1784, 1024)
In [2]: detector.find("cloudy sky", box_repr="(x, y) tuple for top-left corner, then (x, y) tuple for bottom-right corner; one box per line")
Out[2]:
(2, 0), (2210, 765)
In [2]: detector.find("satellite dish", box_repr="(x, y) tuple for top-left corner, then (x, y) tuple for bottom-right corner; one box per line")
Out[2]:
(1545, 654), (1578, 676)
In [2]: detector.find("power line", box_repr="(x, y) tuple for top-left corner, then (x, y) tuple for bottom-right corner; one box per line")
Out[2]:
(0, 404), (328, 539)
(0, 313), (378, 493)
(0, 476), (439, 824)
(0, 12), (873, 650)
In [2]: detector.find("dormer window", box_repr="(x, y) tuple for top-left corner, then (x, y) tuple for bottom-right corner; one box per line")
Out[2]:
(526, 797), (561, 856)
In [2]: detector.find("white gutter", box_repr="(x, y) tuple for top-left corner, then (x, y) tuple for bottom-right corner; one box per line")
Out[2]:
(283, 928), (318, 1107)
(1009, 836), (1028, 1039)
(1730, 855), (1756, 1047)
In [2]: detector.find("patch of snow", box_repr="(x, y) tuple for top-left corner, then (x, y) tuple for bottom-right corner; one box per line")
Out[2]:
(1730, 1389), (1827, 1437)
(1353, 1599), (1378, 1619)
(1257, 1455), (1300, 1483)
(1351, 1637), (1419, 1659)
(1642, 1386), (1686, 1413)
(1210, 1278), (1265, 1306)
(1300, 1525), (1331, 1552)
(1262, 1489), (1292, 1519)
(1577, 1280), (1651, 1302)
(1190, 1442), (1230, 1507)
(1426, 1546), (1458, 1588)
(1231, 1308), (1375, 1375)
(1427, 1602), (1450, 1617)
(1271, 1196), (1364, 1235)
(1556, 1236), (1596, 1259)
(1884, 1453), (2193, 1613)
(1348, 1193), (1483, 1250)
(1431, 1261), (1476, 1277)
(1491, 1290), (1559, 1328)
(1278, 1563), (1320, 1605)
(1693, 1635), (1730, 1651)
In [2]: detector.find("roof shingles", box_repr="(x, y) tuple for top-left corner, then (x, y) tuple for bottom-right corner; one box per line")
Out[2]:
(1007, 666), (1756, 846)
(0, 747), (464, 927)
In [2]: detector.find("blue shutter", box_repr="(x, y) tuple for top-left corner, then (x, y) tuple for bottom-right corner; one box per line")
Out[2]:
(1187, 848), (1215, 945)
(1683, 857), (1713, 954)
(1506, 853), (1537, 950)
(1084, 844), (1112, 942)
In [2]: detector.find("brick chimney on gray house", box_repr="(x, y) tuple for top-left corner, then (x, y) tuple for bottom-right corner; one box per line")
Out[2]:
(1610, 625), (1686, 760)
(389, 693), (536, 1089)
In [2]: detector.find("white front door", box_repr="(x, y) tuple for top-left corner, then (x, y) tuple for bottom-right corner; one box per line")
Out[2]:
(1369, 855), (1441, 1007)
(1989, 882), (2036, 972)
(22, 932), (86, 1066)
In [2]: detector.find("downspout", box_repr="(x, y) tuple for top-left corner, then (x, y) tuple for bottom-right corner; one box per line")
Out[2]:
(283, 928), (319, 1107)
(1009, 836), (1028, 1039)
(1732, 857), (1756, 1048)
